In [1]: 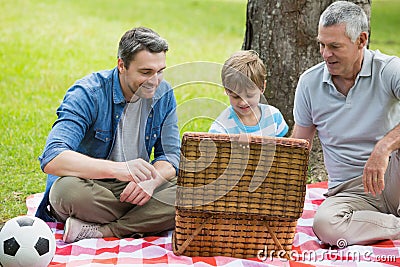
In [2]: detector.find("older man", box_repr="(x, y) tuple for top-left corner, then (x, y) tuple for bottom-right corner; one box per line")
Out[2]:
(292, 1), (400, 246)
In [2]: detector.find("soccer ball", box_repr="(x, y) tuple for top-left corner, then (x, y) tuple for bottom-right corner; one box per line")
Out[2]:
(0, 216), (56, 267)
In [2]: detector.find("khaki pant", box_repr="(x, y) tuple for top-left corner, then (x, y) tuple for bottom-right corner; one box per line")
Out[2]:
(313, 150), (400, 246)
(49, 176), (177, 238)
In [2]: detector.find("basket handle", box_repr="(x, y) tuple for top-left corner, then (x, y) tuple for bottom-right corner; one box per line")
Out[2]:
(263, 221), (291, 261)
(230, 133), (251, 145)
(175, 215), (213, 255)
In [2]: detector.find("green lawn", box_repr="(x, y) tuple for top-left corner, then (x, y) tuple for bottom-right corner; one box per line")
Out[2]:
(369, 0), (400, 55)
(0, 0), (399, 223)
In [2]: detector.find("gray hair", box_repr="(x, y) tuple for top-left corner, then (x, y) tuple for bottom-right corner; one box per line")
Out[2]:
(319, 1), (369, 42)
(117, 26), (168, 68)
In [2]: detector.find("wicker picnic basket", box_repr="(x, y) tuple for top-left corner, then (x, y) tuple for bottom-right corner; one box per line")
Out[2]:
(172, 132), (310, 259)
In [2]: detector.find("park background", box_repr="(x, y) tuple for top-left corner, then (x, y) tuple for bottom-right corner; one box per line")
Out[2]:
(0, 0), (399, 223)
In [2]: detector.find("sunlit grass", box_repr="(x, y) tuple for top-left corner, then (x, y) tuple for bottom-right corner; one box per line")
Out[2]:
(0, 0), (246, 222)
(370, 0), (400, 55)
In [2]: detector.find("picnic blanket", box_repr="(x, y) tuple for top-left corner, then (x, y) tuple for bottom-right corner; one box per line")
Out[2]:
(26, 182), (400, 266)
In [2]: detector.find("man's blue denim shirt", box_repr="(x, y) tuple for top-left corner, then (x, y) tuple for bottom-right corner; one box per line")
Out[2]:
(36, 67), (181, 222)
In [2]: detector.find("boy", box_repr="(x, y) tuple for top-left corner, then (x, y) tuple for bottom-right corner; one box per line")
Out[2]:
(209, 50), (288, 137)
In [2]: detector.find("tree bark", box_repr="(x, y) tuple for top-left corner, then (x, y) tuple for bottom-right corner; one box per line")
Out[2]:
(243, 0), (371, 182)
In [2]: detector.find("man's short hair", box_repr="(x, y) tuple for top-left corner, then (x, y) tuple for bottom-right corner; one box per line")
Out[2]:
(117, 26), (168, 68)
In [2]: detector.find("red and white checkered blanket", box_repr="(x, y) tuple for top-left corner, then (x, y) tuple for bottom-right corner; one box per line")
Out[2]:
(26, 182), (400, 266)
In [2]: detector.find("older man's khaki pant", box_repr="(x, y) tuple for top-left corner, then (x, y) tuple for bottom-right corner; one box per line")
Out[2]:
(313, 150), (400, 246)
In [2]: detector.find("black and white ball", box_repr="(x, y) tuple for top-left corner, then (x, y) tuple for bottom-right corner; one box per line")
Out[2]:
(0, 216), (56, 267)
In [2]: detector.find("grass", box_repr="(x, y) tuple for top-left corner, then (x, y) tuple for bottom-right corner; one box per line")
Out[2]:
(0, 0), (246, 222)
(369, 0), (400, 55)
(0, 0), (399, 223)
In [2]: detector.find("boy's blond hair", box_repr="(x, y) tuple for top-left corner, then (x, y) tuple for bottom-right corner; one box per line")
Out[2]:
(221, 50), (266, 93)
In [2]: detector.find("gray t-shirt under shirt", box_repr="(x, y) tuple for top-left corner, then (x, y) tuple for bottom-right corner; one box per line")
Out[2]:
(108, 98), (152, 162)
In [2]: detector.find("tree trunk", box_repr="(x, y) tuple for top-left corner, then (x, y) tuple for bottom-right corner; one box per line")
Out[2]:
(243, 0), (371, 182)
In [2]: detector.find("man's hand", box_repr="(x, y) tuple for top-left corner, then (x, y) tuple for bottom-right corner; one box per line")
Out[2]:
(119, 179), (158, 206)
(118, 160), (175, 206)
(362, 149), (388, 196)
(363, 124), (400, 196)
(116, 159), (158, 182)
